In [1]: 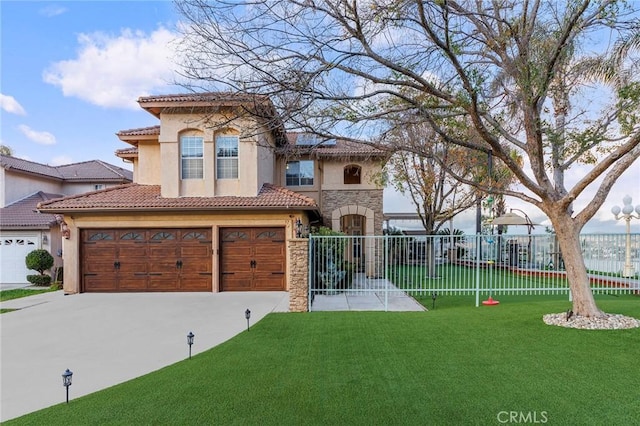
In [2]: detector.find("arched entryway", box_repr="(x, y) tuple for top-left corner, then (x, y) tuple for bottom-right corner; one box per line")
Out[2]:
(331, 205), (375, 275)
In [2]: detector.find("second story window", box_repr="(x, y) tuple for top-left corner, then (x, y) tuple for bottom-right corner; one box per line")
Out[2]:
(286, 160), (314, 186)
(216, 135), (239, 179)
(181, 136), (204, 179)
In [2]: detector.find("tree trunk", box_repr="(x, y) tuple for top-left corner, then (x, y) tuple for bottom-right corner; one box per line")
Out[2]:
(553, 218), (605, 318)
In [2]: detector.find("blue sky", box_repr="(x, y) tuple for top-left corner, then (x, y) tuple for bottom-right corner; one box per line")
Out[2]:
(1, 1), (638, 233)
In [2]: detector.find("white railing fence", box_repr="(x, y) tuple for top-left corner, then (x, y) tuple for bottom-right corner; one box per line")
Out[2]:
(308, 233), (640, 310)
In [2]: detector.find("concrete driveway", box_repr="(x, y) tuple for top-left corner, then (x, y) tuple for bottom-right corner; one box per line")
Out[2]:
(0, 291), (289, 422)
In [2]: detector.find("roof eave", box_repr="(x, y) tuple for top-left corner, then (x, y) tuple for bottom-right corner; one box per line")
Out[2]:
(37, 205), (318, 214)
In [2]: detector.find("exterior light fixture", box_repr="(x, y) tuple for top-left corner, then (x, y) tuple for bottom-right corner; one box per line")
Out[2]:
(431, 292), (437, 310)
(187, 331), (195, 360)
(245, 308), (251, 331)
(295, 218), (309, 238)
(611, 195), (640, 277)
(62, 369), (73, 404)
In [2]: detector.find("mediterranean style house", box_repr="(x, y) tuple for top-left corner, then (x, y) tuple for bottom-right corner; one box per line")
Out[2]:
(0, 155), (132, 284)
(38, 93), (386, 298)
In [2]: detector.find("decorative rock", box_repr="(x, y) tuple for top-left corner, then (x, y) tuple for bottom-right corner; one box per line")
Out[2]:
(543, 312), (640, 330)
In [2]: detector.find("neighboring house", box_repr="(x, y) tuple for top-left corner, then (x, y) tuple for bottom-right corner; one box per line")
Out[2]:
(38, 92), (386, 295)
(0, 155), (133, 284)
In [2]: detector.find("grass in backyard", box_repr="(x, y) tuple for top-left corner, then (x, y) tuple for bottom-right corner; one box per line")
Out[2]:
(0, 287), (56, 302)
(6, 295), (640, 425)
(390, 264), (569, 293)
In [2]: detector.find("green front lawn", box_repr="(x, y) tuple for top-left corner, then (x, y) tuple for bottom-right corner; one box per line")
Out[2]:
(0, 287), (56, 302)
(6, 295), (640, 425)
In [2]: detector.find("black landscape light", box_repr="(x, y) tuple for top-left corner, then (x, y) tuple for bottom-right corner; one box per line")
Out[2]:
(62, 369), (73, 404)
(187, 331), (195, 360)
(245, 308), (251, 331)
(431, 292), (437, 310)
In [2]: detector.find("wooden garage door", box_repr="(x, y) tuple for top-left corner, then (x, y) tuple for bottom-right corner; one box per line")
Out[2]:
(82, 229), (212, 292)
(220, 227), (286, 291)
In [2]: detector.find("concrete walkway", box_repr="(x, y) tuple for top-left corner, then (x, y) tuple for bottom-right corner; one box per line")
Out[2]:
(311, 275), (426, 312)
(0, 291), (289, 422)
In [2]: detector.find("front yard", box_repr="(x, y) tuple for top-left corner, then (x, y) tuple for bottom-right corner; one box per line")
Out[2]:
(5, 294), (640, 425)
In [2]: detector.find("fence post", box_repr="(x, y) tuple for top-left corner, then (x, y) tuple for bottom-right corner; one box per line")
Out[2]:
(308, 237), (314, 312)
(384, 236), (389, 311)
(475, 234), (481, 307)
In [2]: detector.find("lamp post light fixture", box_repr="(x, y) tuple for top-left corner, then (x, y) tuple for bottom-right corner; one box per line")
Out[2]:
(187, 331), (195, 360)
(611, 195), (640, 278)
(245, 308), (251, 331)
(61, 369), (73, 404)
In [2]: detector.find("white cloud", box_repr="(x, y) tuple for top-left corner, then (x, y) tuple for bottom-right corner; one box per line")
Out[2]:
(50, 155), (74, 166)
(0, 94), (26, 115)
(39, 5), (67, 18)
(18, 125), (56, 145)
(43, 27), (180, 110)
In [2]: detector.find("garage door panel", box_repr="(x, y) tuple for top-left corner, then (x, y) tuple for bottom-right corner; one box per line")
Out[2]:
(179, 274), (212, 290)
(119, 246), (148, 258)
(220, 227), (286, 291)
(255, 259), (285, 273)
(148, 276), (179, 290)
(118, 277), (148, 291)
(181, 260), (212, 273)
(253, 273), (286, 291)
(82, 228), (212, 293)
(148, 246), (178, 258)
(83, 245), (117, 259)
(84, 275), (118, 292)
(84, 263), (118, 276)
(221, 272), (253, 291)
(179, 245), (211, 257)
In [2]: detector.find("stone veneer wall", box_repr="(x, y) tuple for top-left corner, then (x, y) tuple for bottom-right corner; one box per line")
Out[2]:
(288, 238), (309, 312)
(321, 189), (384, 235)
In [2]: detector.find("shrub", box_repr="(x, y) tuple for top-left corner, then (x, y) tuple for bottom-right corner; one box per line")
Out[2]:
(25, 249), (54, 275)
(27, 274), (52, 286)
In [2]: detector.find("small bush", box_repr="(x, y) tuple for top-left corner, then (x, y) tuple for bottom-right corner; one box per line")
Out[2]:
(50, 281), (63, 290)
(26, 249), (54, 275)
(27, 274), (52, 286)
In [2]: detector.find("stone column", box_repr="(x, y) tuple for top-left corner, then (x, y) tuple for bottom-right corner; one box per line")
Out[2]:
(288, 238), (309, 312)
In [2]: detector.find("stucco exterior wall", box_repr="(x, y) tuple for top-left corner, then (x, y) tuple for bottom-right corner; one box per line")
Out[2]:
(136, 142), (161, 185)
(2, 172), (61, 206)
(321, 160), (382, 191)
(153, 112), (277, 198)
(60, 210), (304, 295)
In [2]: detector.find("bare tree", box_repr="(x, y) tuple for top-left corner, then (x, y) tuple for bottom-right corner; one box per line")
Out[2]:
(385, 123), (479, 236)
(175, 0), (640, 317)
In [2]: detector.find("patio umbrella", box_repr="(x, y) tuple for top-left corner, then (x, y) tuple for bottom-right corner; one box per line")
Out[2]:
(491, 212), (537, 230)
(491, 210), (538, 266)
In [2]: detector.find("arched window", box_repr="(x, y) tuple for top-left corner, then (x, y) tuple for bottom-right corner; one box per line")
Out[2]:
(180, 130), (204, 179)
(344, 165), (361, 184)
(216, 135), (239, 179)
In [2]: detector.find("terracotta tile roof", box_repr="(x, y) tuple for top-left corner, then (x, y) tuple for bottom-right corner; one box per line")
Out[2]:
(138, 92), (272, 105)
(1, 192), (64, 229)
(0, 155), (133, 182)
(37, 183), (318, 213)
(116, 125), (160, 137)
(281, 133), (387, 159)
(115, 147), (138, 159)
